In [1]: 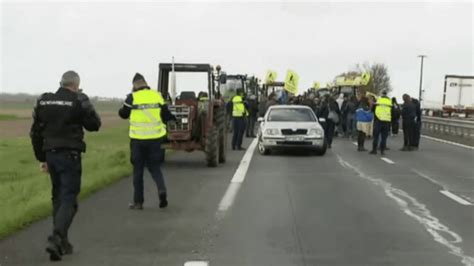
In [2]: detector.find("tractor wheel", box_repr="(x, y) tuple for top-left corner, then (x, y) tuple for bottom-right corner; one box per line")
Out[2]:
(217, 108), (227, 163)
(206, 127), (219, 167)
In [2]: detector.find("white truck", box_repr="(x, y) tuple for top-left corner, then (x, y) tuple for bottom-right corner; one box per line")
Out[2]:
(442, 75), (474, 116)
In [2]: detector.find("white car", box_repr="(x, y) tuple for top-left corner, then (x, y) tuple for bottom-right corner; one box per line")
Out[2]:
(257, 105), (326, 155)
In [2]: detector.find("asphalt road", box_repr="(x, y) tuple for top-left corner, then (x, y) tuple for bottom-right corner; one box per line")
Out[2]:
(0, 134), (473, 266)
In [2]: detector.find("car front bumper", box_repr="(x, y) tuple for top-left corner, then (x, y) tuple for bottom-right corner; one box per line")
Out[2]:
(261, 136), (325, 150)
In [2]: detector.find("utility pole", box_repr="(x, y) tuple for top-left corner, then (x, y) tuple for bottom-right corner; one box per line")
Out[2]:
(418, 55), (427, 102)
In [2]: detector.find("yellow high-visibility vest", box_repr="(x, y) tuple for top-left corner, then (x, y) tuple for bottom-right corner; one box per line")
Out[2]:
(375, 96), (392, 122)
(232, 95), (245, 117)
(129, 89), (167, 140)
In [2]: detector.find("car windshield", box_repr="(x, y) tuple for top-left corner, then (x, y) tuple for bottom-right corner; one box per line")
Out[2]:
(268, 108), (316, 122)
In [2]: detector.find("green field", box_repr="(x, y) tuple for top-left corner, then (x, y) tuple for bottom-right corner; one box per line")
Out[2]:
(0, 124), (131, 239)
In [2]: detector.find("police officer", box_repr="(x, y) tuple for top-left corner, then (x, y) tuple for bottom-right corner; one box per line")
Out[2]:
(229, 89), (248, 150)
(119, 73), (175, 210)
(370, 91), (392, 155)
(30, 71), (101, 261)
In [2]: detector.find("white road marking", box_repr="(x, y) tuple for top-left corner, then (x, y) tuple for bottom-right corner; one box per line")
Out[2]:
(421, 135), (474, 150)
(337, 155), (474, 266)
(231, 139), (258, 183)
(352, 142), (358, 146)
(381, 157), (395, 164)
(217, 139), (258, 215)
(412, 169), (474, 203)
(440, 190), (473, 206)
(184, 261), (209, 266)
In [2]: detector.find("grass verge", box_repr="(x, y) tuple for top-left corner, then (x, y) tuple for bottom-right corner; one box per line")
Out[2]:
(0, 114), (21, 121)
(0, 124), (131, 239)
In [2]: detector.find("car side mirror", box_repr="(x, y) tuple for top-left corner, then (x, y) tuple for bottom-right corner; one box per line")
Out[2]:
(257, 117), (264, 122)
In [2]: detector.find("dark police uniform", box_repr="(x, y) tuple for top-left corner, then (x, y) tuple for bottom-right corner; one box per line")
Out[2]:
(118, 85), (174, 209)
(30, 87), (101, 259)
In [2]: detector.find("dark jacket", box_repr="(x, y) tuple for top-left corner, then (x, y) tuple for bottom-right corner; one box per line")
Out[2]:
(118, 86), (175, 123)
(30, 87), (101, 162)
(412, 98), (422, 123)
(401, 101), (416, 124)
(392, 103), (401, 121)
(318, 100), (340, 120)
(247, 99), (259, 117)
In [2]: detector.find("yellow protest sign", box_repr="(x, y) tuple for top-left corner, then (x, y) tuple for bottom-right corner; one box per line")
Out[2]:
(284, 70), (299, 94)
(265, 70), (277, 84)
(361, 72), (371, 85)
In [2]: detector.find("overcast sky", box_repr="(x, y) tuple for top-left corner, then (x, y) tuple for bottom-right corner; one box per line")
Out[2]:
(1, 1), (473, 105)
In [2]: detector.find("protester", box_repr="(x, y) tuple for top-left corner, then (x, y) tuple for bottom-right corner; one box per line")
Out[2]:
(412, 98), (422, 150)
(391, 97), (401, 136)
(318, 95), (340, 149)
(355, 96), (373, 151)
(345, 95), (358, 138)
(401, 94), (416, 151)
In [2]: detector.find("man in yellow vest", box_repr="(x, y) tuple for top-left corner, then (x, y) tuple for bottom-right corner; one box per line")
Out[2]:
(229, 89), (248, 150)
(119, 73), (175, 210)
(370, 91), (392, 155)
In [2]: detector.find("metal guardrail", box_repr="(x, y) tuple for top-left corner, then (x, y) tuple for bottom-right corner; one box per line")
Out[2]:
(422, 116), (474, 140)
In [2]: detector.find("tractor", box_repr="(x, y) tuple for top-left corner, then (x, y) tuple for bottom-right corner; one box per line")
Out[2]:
(157, 63), (227, 167)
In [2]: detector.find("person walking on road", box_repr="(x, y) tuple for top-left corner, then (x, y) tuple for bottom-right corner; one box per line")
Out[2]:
(370, 91), (392, 155)
(355, 96), (373, 151)
(401, 94), (416, 151)
(30, 71), (101, 261)
(119, 73), (175, 210)
(229, 89), (248, 150)
(318, 95), (340, 149)
(412, 97), (422, 150)
(391, 97), (401, 136)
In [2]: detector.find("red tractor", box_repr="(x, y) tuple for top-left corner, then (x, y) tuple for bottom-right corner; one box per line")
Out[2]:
(158, 63), (227, 167)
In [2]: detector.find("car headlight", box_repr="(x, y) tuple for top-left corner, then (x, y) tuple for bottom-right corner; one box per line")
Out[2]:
(265, 128), (280, 135)
(308, 128), (324, 138)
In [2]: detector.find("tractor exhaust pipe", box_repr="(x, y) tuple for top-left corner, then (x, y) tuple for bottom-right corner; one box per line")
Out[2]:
(170, 56), (177, 105)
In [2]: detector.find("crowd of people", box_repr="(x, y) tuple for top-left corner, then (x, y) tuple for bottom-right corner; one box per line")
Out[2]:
(246, 89), (422, 154)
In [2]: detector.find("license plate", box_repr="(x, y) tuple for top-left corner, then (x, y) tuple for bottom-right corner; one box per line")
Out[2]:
(287, 136), (303, 141)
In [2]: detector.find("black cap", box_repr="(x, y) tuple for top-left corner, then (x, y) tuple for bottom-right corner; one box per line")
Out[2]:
(133, 73), (145, 83)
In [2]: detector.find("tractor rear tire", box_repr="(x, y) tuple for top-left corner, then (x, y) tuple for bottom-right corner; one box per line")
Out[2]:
(217, 108), (227, 163)
(206, 127), (219, 167)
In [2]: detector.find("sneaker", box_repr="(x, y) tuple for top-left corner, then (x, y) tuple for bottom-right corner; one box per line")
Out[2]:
(358, 148), (367, 152)
(128, 203), (143, 210)
(159, 193), (168, 209)
(238, 147), (246, 150)
(400, 147), (409, 151)
(46, 235), (63, 261)
(369, 150), (377, 155)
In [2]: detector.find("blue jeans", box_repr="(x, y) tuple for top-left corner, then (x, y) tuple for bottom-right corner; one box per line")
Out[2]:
(130, 139), (167, 204)
(46, 150), (82, 239)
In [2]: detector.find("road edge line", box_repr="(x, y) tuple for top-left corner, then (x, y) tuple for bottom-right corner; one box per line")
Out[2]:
(421, 135), (474, 150)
